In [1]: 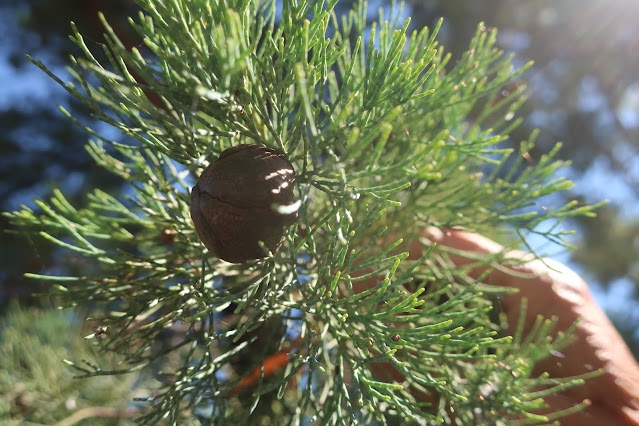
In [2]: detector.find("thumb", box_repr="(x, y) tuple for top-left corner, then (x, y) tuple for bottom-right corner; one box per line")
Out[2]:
(421, 228), (639, 424)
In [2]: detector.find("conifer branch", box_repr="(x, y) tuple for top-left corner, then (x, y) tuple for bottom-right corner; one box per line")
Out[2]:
(5, 0), (602, 423)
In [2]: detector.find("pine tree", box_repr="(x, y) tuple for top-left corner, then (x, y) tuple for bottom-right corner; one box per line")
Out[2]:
(0, 304), (139, 425)
(6, 0), (603, 423)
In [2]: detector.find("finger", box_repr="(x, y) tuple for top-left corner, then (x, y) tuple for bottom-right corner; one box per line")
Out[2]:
(420, 228), (590, 325)
(424, 228), (639, 422)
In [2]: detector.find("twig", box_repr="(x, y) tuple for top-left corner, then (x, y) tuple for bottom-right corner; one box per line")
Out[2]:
(54, 407), (139, 426)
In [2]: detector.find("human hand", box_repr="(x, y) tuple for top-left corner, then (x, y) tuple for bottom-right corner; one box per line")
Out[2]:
(421, 228), (639, 426)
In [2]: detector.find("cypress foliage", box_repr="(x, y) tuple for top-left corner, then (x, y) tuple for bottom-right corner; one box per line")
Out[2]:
(6, 0), (602, 423)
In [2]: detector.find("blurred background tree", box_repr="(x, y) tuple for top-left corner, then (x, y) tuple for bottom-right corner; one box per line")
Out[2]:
(0, 303), (141, 424)
(1, 0), (638, 421)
